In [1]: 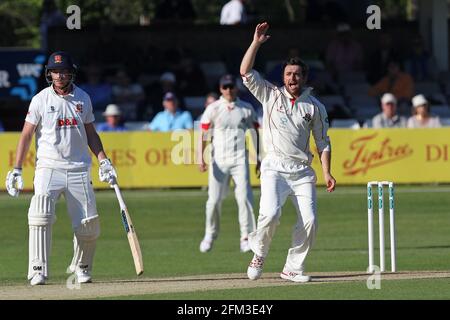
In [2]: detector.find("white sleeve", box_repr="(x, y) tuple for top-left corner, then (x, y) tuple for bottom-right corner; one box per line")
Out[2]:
(25, 96), (42, 125)
(241, 70), (274, 106)
(84, 96), (95, 124)
(200, 104), (214, 130)
(312, 100), (331, 153)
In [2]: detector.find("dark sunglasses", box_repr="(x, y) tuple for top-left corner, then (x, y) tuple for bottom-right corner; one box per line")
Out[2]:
(221, 84), (235, 90)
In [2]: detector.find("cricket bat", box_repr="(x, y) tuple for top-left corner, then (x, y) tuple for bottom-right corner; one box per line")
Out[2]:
(112, 182), (144, 276)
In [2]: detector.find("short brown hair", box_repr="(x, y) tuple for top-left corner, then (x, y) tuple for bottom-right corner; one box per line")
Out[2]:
(282, 57), (309, 78)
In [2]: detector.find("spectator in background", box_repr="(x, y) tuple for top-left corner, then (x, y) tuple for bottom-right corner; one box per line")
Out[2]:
(369, 60), (415, 105)
(112, 70), (145, 121)
(405, 35), (437, 81)
(148, 92), (193, 131)
(176, 56), (208, 96)
(220, 0), (247, 25)
(146, 71), (185, 115)
(154, 0), (196, 22)
(205, 92), (219, 107)
(40, 0), (65, 51)
(96, 104), (127, 132)
(372, 93), (407, 128)
(160, 72), (178, 94)
(79, 65), (112, 116)
(407, 94), (441, 128)
(325, 23), (363, 81)
(366, 32), (401, 84)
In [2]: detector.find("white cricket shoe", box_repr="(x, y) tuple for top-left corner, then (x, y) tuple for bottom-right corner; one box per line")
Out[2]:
(30, 273), (46, 286)
(240, 238), (251, 253)
(280, 268), (311, 283)
(199, 235), (214, 253)
(75, 267), (92, 284)
(247, 254), (265, 280)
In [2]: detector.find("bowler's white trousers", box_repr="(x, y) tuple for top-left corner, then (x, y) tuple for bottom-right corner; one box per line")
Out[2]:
(204, 158), (256, 240)
(248, 155), (317, 273)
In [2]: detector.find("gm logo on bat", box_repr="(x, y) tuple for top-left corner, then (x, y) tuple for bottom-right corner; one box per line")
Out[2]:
(121, 210), (130, 233)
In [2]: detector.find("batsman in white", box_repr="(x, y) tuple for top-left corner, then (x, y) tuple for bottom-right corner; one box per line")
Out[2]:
(5, 51), (117, 286)
(240, 22), (336, 282)
(198, 74), (260, 253)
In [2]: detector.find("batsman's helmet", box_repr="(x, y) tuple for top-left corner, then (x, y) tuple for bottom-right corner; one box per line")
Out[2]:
(45, 51), (77, 85)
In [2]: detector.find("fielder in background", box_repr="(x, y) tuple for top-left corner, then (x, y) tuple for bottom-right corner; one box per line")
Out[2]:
(240, 22), (336, 283)
(5, 51), (117, 286)
(198, 74), (260, 253)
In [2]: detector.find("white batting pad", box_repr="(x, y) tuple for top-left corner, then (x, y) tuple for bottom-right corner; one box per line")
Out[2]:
(69, 216), (100, 273)
(27, 194), (55, 280)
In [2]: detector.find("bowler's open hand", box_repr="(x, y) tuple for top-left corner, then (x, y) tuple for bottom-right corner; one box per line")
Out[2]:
(254, 22), (271, 44)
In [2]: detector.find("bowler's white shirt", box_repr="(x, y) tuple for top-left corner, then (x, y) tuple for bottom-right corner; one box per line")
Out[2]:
(242, 70), (331, 165)
(200, 96), (258, 163)
(220, 0), (246, 25)
(25, 85), (95, 169)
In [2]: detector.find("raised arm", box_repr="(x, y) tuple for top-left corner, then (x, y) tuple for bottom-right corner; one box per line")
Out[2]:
(240, 22), (271, 75)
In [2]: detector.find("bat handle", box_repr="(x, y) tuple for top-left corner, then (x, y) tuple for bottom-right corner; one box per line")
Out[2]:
(112, 183), (127, 209)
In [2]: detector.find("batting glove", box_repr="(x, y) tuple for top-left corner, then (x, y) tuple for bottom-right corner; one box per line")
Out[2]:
(99, 159), (117, 185)
(6, 168), (24, 197)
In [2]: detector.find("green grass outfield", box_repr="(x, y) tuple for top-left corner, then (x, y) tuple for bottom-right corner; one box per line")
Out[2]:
(1, 185), (449, 299)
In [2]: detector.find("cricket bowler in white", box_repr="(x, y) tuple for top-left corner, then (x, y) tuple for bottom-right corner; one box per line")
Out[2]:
(240, 22), (336, 282)
(5, 51), (117, 286)
(198, 74), (260, 253)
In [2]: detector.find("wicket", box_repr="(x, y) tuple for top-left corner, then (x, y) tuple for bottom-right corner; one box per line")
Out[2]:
(367, 181), (396, 273)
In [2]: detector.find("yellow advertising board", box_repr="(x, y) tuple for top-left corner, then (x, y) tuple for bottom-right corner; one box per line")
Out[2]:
(1, 128), (449, 190)
(317, 128), (449, 184)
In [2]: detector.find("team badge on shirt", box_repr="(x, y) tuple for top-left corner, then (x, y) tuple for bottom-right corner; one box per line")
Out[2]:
(303, 113), (312, 122)
(75, 104), (83, 113)
(276, 104), (286, 113)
